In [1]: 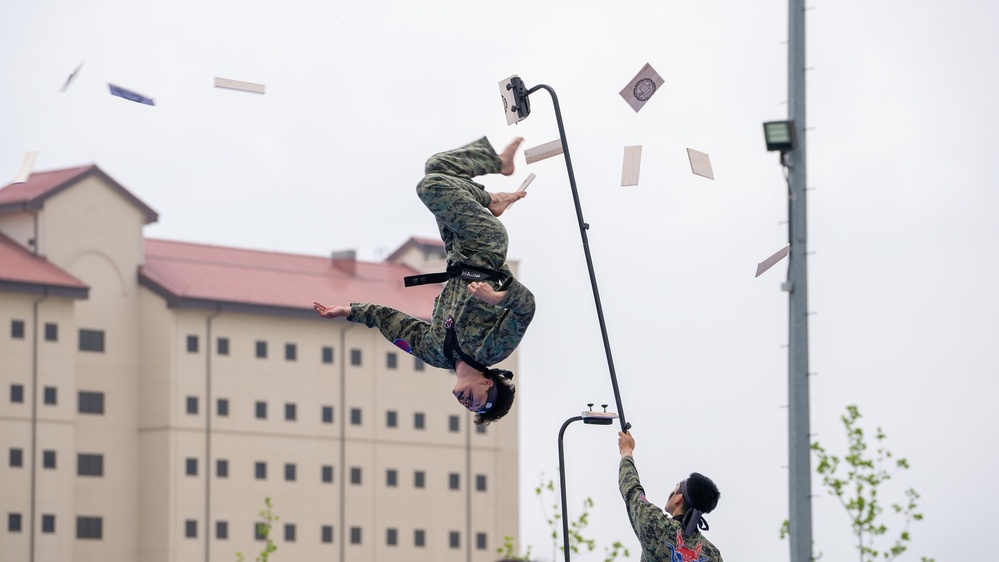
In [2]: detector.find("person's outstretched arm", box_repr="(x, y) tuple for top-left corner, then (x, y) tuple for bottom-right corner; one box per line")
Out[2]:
(314, 301), (437, 365)
(618, 432), (671, 550)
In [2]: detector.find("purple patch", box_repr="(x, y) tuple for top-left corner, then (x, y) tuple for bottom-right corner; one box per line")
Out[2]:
(393, 339), (412, 354)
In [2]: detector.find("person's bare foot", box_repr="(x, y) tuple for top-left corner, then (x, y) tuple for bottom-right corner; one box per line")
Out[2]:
(467, 282), (505, 306)
(500, 137), (523, 176)
(488, 191), (526, 217)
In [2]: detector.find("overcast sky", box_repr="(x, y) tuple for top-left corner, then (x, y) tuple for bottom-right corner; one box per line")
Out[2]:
(4, 0), (998, 560)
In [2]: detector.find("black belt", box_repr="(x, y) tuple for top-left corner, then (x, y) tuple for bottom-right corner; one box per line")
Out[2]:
(443, 316), (488, 372)
(404, 262), (506, 288)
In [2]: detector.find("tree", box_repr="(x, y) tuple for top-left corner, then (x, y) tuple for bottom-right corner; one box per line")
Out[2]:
(236, 497), (279, 562)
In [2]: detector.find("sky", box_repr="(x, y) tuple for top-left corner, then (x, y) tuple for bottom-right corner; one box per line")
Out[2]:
(3, 0), (998, 560)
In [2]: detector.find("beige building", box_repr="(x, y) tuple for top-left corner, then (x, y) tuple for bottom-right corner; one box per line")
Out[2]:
(0, 165), (520, 562)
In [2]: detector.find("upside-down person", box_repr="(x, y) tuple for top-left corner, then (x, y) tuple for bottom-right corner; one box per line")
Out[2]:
(314, 136), (535, 425)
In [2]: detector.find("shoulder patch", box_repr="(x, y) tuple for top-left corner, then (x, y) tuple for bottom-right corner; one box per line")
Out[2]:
(392, 339), (412, 354)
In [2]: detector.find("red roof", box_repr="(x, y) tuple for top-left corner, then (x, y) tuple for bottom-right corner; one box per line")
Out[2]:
(140, 239), (441, 319)
(384, 235), (446, 262)
(0, 232), (89, 297)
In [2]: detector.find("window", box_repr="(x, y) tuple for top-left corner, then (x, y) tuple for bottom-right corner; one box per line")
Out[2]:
(448, 473), (460, 490)
(350, 527), (362, 544)
(321, 346), (334, 364)
(476, 424), (487, 434)
(41, 514), (55, 533)
(476, 532), (488, 550)
(77, 516), (103, 540)
(44, 323), (57, 342)
(217, 459), (229, 478)
(284, 463), (296, 482)
(284, 523), (296, 542)
(11, 320), (25, 339)
(414, 412), (425, 430)
(185, 519), (197, 538)
(10, 384), (24, 404)
(386, 469), (397, 487)
(217, 398), (229, 417)
(186, 458), (198, 476)
(43, 450), (56, 469)
(8, 513), (22, 532)
(217, 337), (229, 356)
(350, 349), (361, 366)
(448, 415), (459, 432)
(255, 462), (266, 480)
(321, 525), (333, 544)
(10, 448), (23, 468)
(255, 401), (267, 419)
(285, 343), (297, 361)
(43, 386), (57, 405)
(414, 357), (425, 371)
(322, 406), (334, 424)
(414, 529), (426, 547)
(476, 474), (487, 492)
(386, 352), (397, 369)
(78, 391), (104, 414)
(350, 408), (361, 426)
(254, 522), (267, 541)
(449, 531), (460, 549)
(216, 521), (228, 540)
(77, 453), (104, 477)
(285, 403), (296, 421)
(186, 396), (198, 415)
(321, 465), (334, 483)
(186, 335), (198, 353)
(386, 527), (398, 546)
(386, 410), (397, 428)
(414, 470), (425, 489)
(255, 341), (267, 359)
(350, 467), (361, 485)
(79, 329), (105, 352)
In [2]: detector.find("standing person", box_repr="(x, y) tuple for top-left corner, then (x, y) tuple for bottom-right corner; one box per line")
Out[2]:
(314, 136), (535, 425)
(617, 431), (724, 561)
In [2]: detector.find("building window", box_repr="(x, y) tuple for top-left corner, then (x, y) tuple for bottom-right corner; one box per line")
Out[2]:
(255, 341), (267, 359)
(386, 469), (397, 487)
(186, 458), (198, 476)
(350, 527), (362, 545)
(321, 405), (334, 424)
(321, 465), (333, 484)
(11, 320), (25, 339)
(414, 412), (425, 430)
(217, 459), (229, 478)
(217, 398), (229, 417)
(350, 467), (361, 485)
(8, 513), (22, 532)
(449, 531), (460, 549)
(43, 450), (56, 469)
(321, 346), (334, 364)
(284, 523), (296, 542)
(414, 470), (425, 489)
(386, 410), (397, 428)
(216, 521), (228, 540)
(44, 323), (57, 342)
(186, 335), (199, 353)
(386, 527), (398, 546)
(448, 415), (459, 432)
(10, 384), (24, 404)
(77, 453), (104, 477)
(386, 352), (397, 369)
(254, 522), (267, 541)
(448, 473), (460, 490)
(321, 525), (333, 544)
(476, 532), (488, 550)
(41, 514), (55, 534)
(255, 401), (267, 419)
(476, 474), (487, 492)
(185, 519), (197, 538)
(414, 529), (426, 547)
(284, 463), (296, 482)
(255, 462), (266, 480)
(217, 337), (229, 356)
(350, 408), (361, 426)
(284, 403), (296, 421)
(285, 343), (297, 361)
(350, 349), (361, 366)
(79, 329), (105, 352)
(78, 391), (104, 414)
(476, 424), (487, 434)
(414, 357), (425, 371)
(77, 516), (102, 539)
(10, 448), (23, 468)
(186, 396), (198, 415)
(43, 386), (57, 405)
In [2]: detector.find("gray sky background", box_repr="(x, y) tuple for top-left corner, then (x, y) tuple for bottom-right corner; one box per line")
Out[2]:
(4, 1), (998, 560)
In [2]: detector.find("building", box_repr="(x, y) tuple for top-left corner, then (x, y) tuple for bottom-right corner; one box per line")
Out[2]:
(0, 165), (520, 562)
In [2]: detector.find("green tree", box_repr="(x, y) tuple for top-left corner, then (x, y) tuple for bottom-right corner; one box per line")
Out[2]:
(236, 497), (279, 562)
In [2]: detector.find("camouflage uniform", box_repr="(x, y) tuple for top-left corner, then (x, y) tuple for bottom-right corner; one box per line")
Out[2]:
(619, 456), (724, 562)
(348, 137), (535, 370)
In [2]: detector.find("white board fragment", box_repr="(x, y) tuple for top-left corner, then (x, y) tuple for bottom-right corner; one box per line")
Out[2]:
(619, 63), (664, 113)
(621, 145), (642, 186)
(60, 62), (83, 93)
(214, 77), (266, 94)
(755, 244), (791, 278)
(13, 151), (39, 184)
(508, 173), (536, 208)
(524, 140), (563, 164)
(686, 148), (714, 180)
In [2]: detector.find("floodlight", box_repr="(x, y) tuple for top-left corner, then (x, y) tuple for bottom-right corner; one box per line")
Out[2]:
(763, 120), (797, 152)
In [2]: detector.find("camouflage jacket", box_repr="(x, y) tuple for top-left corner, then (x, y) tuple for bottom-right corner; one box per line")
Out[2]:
(619, 456), (724, 562)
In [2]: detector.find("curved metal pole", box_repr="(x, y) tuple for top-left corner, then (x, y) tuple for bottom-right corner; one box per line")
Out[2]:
(526, 84), (631, 432)
(557, 416), (583, 562)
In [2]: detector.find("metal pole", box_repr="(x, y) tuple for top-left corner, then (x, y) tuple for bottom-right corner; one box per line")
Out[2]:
(786, 0), (813, 560)
(525, 84), (631, 433)
(557, 416), (584, 562)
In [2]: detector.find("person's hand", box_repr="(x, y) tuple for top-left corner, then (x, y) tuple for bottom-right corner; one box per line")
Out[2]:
(313, 302), (349, 319)
(467, 282), (504, 306)
(619, 431), (635, 457)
